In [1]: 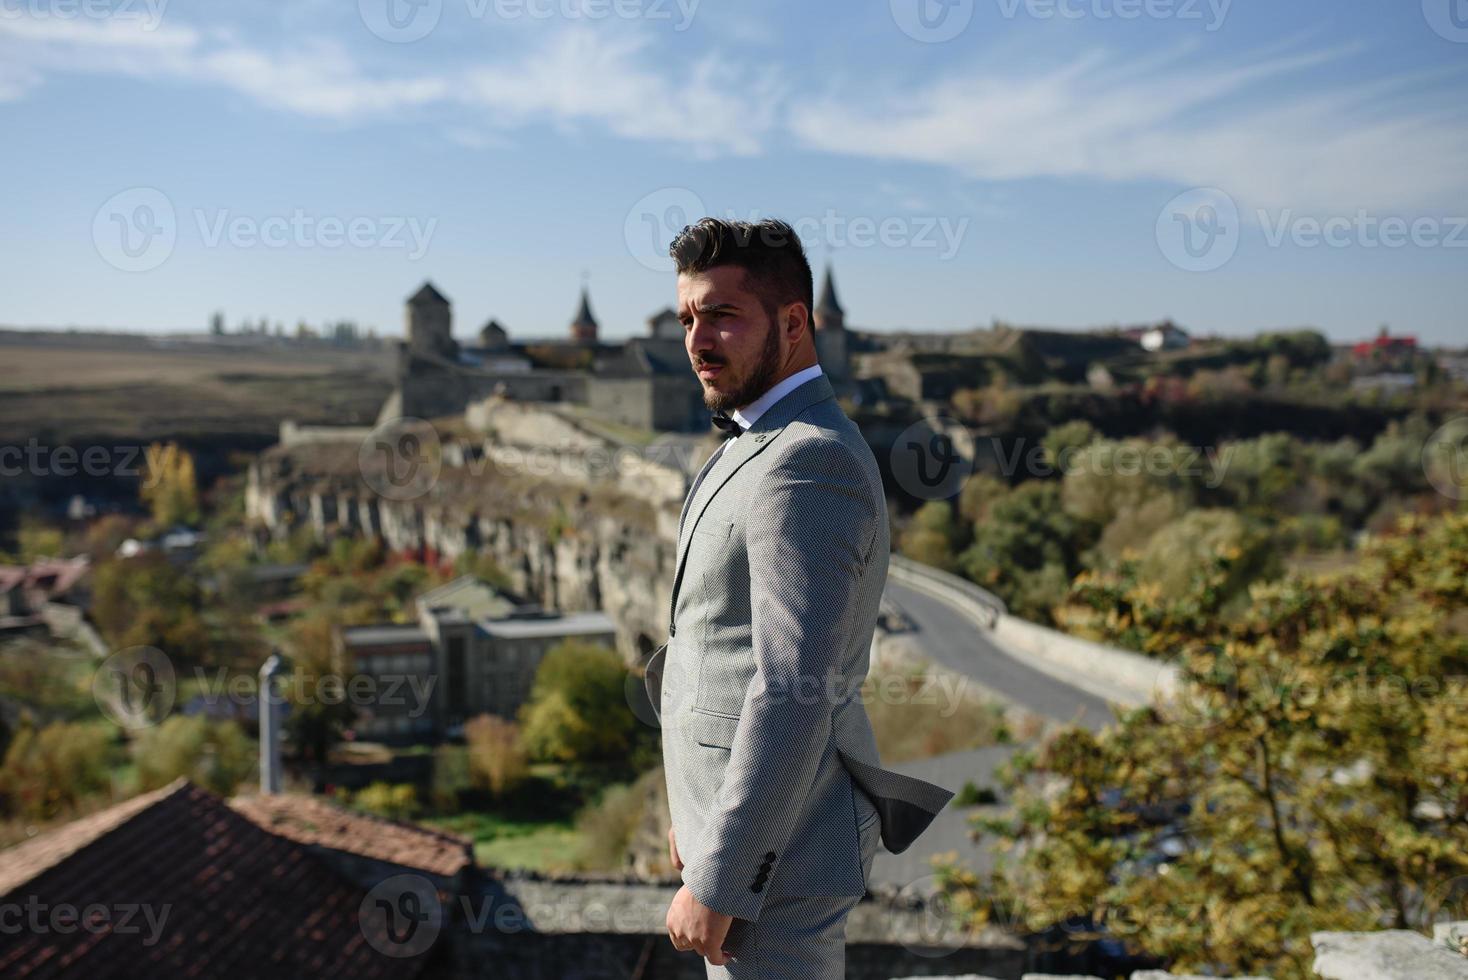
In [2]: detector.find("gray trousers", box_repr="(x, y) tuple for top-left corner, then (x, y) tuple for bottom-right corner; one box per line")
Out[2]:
(705, 808), (881, 979)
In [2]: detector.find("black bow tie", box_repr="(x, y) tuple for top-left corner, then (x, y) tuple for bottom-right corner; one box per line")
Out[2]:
(711, 411), (743, 437)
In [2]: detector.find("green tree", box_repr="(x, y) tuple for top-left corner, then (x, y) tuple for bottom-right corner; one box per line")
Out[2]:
(284, 617), (357, 766)
(949, 511), (1468, 980)
(899, 500), (963, 572)
(1041, 420), (1099, 468)
(134, 715), (255, 796)
(1060, 438), (1194, 566)
(0, 721), (114, 820)
(959, 481), (1091, 623)
(518, 641), (638, 764)
(91, 553), (213, 662)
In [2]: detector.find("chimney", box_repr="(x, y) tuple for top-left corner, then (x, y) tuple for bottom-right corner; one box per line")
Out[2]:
(259, 650), (289, 794)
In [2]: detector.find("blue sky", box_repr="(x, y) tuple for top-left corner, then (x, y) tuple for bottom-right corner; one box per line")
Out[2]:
(2, 0), (1465, 344)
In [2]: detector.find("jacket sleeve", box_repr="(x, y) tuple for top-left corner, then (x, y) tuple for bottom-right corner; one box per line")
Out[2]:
(681, 436), (879, 921)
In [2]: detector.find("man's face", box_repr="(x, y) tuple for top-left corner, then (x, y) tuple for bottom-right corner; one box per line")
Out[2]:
(677, 265), (784, 413)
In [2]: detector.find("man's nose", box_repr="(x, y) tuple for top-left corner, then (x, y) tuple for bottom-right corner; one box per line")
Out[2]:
(688, 316), (719, 357)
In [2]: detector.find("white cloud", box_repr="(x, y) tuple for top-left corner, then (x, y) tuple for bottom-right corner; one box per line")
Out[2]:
(461, 30), (781, 156)
(3, 13), (1465, 215)
(0, 15), (778, 150)
(787, 43), (1468, 214)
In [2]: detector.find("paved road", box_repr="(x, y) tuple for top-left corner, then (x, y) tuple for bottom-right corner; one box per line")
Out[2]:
(864, 580), (1116, 891)
(883, 579), (1113, 732)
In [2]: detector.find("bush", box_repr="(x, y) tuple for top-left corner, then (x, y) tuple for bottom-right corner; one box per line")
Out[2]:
(0, 721), (114, 820)
(352, 781), (419, 820)
(464, 714), (528, 798)
(134, 715), (255, 796)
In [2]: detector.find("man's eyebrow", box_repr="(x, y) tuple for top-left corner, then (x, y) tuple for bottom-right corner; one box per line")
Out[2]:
(692, 302), (739, 315)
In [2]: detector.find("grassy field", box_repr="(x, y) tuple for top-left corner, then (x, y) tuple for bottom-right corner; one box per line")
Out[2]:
(0, 331), (394, 443)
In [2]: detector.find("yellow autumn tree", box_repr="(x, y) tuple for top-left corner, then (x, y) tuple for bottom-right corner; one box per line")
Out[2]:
(940, 510), (1468, 980)
(140, 441), (200, 528)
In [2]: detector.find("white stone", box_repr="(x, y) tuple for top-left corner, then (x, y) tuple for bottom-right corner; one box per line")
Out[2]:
(1435, 921), (1468, 954)
(1312, 929), (1468, 979)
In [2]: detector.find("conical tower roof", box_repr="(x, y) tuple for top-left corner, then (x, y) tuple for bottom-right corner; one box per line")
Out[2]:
(816, 266), (844, 318)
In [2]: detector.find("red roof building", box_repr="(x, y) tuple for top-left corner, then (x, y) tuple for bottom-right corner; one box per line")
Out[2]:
(0, 779), (470, 979)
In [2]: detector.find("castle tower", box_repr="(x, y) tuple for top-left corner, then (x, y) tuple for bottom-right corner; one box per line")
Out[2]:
(811, 265), (852, 394)
(814, 265), (846, 332)
(479, 318), (509, 351)
(570, 286), (599, 343)
(405, 281), (457, 360)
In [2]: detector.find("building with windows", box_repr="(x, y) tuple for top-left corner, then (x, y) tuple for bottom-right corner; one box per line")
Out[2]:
(335, 576), (617, 743)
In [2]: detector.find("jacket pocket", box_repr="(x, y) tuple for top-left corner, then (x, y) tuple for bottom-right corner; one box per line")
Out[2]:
(687, 708), (740, 749)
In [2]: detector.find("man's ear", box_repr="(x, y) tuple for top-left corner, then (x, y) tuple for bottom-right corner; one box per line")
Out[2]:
(783, 302), (810, 340)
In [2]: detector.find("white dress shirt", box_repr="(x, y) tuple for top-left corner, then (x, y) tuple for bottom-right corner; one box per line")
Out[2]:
(731, 363), (824, 431)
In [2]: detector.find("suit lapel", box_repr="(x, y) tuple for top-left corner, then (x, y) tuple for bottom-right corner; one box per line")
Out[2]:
(678, 438), (733, 546)
(667, 373), (836, 632)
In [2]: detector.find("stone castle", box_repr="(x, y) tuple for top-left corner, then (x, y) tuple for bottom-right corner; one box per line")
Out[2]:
(378, 269), (858, 432)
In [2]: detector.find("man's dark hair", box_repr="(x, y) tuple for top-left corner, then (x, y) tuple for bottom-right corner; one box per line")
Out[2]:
(668, 217), (814, 322)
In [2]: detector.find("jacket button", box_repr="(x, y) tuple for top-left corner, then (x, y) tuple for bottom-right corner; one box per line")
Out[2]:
(764, 852), (776, 861)
(750, 882), (764, 893)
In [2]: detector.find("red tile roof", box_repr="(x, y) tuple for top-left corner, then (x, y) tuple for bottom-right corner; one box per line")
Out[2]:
(229, 792), (473, 878)
(0, 778), (434, 980)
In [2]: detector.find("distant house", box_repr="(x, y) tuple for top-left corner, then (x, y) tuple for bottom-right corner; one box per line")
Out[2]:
(646, 307), (681, 340)
(0, 556), (92, 645)
(1120, 320), (1191, 352)
(1352, 327), (1417, 360)
(0, 777), (472, 980)
(335, 576), (618, 742)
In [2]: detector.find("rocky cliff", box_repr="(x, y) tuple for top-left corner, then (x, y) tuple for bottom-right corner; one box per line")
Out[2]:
(245, 415), (710, 663)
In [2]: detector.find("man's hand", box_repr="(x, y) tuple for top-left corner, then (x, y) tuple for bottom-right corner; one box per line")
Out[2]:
(666, 885), (735, 965)
(669, 827), (683, 871)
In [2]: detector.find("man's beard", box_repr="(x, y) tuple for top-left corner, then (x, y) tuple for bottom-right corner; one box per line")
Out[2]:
(704, 315), (782, 414)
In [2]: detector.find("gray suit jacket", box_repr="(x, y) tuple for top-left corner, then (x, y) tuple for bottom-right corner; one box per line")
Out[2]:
(645, 372), (954, 922)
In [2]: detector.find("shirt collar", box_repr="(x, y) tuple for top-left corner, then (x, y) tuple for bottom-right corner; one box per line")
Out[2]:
(730, 363), (824, 431)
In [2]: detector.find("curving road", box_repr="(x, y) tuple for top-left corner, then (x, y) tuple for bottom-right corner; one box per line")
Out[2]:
(865, 580), (1116, 891)
(882, 579), (1113, 732)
